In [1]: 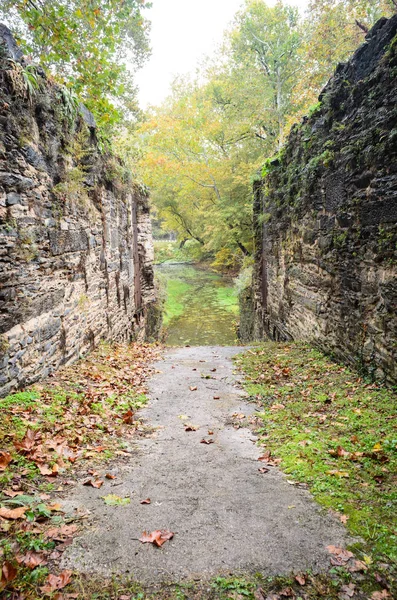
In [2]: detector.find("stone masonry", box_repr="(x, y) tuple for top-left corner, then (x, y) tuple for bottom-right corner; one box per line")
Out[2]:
(253, 16), (397, 383)
(0, 25), (156, 396)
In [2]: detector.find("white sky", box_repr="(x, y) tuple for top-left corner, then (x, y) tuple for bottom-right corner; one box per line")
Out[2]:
(136, 0), (309, 108)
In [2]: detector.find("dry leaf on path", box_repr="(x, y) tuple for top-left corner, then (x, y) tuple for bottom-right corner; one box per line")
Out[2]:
(45, 524), (78, 540)
(371, 592), (391, 599)
(200, 438), (214, 444)
(82, 478), (104, 488)
(140, 498), (151, 504)
(0, 506), (27, 520)
(348, 560), (368, 572)
(3, 489), (23, 498)
(295, 574), (306, 585)
(184, 424), (199, 432)
(16, 550), (48, 569)
(340, 583), (356, 598)
(1, 561), (18, 589)
(105, 474), (116, 480)
(326, 546), (354, 563)
(189, 386), (197, 391)
(0, 451), (12, 471)
(139, 529), (174, 547)
(122, 409), (134, 424)
(40, 570), (72, 594)
(102, 494), (130, 506)
(258, 467), (269, 474)
(213, 396), (220, 400)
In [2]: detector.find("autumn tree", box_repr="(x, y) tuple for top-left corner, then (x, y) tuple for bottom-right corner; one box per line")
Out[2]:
(0, 0), (151, 130)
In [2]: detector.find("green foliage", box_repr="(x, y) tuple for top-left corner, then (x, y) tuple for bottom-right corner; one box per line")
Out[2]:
(0, 0), (151, 130)
(236, 342), (397, 564)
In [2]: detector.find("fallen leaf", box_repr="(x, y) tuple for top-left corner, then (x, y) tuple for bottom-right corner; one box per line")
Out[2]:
(102, 494), (130, 506)
(45, 524), (77, 540)
(348, 560), (368, 572)
(184, 424), (199, 432)
(200, 438), (214, 444)
(270, 404), (285, 410)
(82, 479), (104, 488)
(1, 561), (17, 589)
(340, 583), (355, 598)
(0, 506), (27, 520)
(122, 409), (134, 424)
(208, 430), (214, 435)
(327, 470), (350, 478)
(140, 498), (151, 504)
(16, 550), (48, 569)
(279, 587), (294, 597)
(371, 592), (390, 599)
(189, 386), (197, 391)
(340, 514), (349, 524)
(46, 503), (63, 512)
(258, 467), (269, 474)
(213, 396), (220, 400)
(295, 573), (306, 585)
(326, 546), (354, 563)
(3, 490), (23, 498)
(105, 474), (116, 480)
(139, 529), (174, 547)
(14, 428), (36, 453)
(40, 570), (72, 594)
(0, 451), (12, 472)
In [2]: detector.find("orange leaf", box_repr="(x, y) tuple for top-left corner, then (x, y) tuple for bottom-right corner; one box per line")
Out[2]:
(139, 529), (174, 547)
(0, 451), (12, 471)
(82, 479), (103, 488)
(140, 498), (151, 504)
(184, 424), (199, 432)
(40, 570), (72, 594)
(295, 573), (306, 585)
(14, 428), (36, 453)
(17, 550), (48, 569)
(0, 506), (27, 519)
(200, 438), (214, 444)
(1, 561), (18, 589)
(122, 410), (134, 424)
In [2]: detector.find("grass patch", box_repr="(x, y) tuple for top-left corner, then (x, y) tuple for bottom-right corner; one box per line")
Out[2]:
(162, 278), (192, 325)
(215, 286), (239, 315)
(235, 342), (397, 595)
(0, 342), (160, 598)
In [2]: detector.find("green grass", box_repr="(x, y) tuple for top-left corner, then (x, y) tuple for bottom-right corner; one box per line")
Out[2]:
(215, 286), (239, 314)
(235, 342), (397, 574)
(163, 278), (192, 325)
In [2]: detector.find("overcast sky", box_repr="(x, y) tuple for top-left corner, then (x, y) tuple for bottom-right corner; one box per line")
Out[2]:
(136, 0), (309, 108)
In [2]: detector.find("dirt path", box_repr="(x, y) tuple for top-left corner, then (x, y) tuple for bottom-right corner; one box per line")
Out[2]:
(61, 346), (351, 583)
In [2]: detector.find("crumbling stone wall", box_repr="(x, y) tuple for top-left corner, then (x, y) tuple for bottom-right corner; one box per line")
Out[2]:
(0, 26), (156, 396)
(253, 16), (397, 383)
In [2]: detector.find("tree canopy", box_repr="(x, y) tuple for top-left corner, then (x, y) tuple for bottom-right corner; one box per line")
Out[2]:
(0, 0), (151, 130)
(137, 0), (396, 270)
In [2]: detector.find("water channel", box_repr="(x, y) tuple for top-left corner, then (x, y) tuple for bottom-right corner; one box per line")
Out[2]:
(156, 263), (239, 346)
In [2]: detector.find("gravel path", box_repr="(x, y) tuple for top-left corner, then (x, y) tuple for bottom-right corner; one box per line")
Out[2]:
(61, 346), (352, 583)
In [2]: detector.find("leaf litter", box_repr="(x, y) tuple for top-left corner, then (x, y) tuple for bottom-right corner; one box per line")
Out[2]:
(0, 341), (160, 596)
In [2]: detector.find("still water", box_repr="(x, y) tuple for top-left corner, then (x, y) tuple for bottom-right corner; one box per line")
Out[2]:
(156, 263), (239, 346)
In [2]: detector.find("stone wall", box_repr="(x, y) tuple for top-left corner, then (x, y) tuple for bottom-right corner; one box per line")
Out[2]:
(0, 26), (156, 396)
(253, 16), (397, 384)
